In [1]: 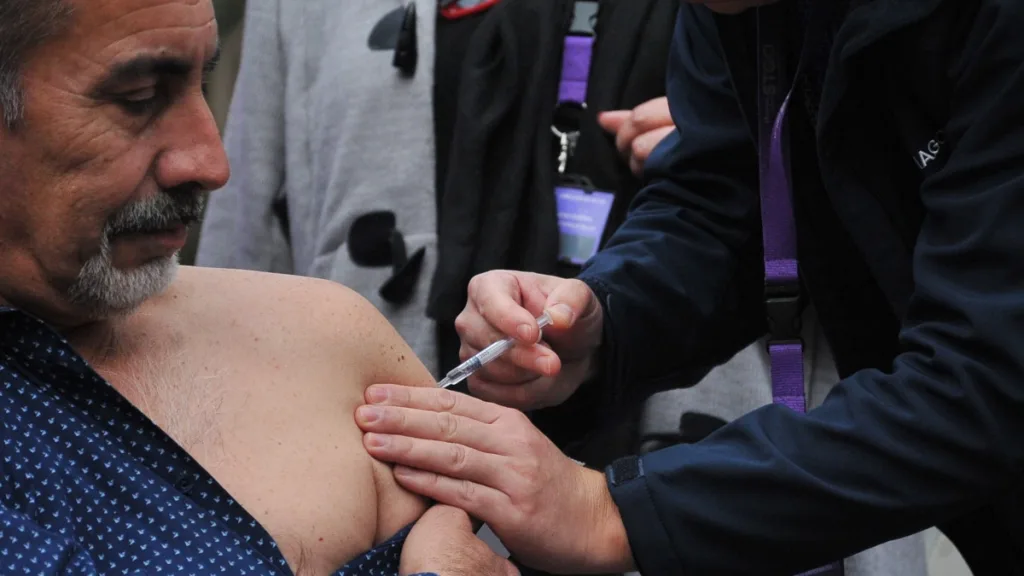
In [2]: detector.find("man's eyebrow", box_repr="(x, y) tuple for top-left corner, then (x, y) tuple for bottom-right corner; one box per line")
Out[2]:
(203, 43), (222, 76)
(94, 55), (192, 93)
(92, 44), (221, 94)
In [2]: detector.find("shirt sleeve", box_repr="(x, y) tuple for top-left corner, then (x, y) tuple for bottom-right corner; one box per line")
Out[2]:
(605, 1), (1024, 574)
(577, 4), (765, 407)
(195, 0), (294, 273)
(0, 504), (98, 574)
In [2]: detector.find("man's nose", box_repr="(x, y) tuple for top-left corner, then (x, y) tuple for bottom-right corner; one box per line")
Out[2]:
(155, 94), (231, 193)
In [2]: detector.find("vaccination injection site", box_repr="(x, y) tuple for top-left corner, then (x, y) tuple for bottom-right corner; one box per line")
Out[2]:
(3, 0), (1023, 574)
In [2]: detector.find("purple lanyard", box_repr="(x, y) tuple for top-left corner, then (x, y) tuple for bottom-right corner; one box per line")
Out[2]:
(757, 4), (845, 575)
(557, 1), (598, 105)
(558, 35), (595, 105)
(552, 1), (597, 175)
(553, 33), (594, 173)
(757, 41), (806, 413)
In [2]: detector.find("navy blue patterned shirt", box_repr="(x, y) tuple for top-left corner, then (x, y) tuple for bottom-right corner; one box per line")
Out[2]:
(0, 307), (437, 575)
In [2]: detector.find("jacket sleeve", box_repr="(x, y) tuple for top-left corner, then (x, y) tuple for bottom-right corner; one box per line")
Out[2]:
(0, 504), (98, 574)
(195, 0), (293, 273)
(605, 2), (1024, 575)
(577, 5), (764, 403)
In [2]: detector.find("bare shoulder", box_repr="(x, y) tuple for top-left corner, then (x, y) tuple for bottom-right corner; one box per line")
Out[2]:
(167, 266), (435, 389)
(160, 265), (433, 544)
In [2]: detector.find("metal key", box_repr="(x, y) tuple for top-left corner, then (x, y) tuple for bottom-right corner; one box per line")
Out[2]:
(552, 126), (579, 174)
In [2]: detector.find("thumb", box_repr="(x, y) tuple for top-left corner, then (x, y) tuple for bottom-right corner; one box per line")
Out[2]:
(543, 279), (595, 331)
(597, 110), (629, 133)
(501, 559), (522, 576)
(420, 505), (474, 533)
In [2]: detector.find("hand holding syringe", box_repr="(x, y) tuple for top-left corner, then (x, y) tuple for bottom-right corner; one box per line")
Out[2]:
(435, 310), (585, 466)
(437, 312), (553, 389)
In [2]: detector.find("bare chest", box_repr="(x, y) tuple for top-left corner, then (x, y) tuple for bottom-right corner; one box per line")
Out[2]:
(94, 348), (382, 575)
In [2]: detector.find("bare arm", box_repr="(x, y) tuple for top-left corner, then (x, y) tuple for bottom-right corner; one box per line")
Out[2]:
(321, 286), (438, 543)
(170, 267), (438, 550)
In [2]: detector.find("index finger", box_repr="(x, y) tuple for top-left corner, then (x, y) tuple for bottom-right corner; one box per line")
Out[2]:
(467, 272), (542, 343)
(629, 96), (672, 133)
(597, 110), (629, 133)
(365, 383), (507, 424)
(614, 115), (640, 158)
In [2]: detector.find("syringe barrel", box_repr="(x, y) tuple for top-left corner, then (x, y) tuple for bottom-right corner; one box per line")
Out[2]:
(474, 336), (516, 365)
(440, 311), (554, 384)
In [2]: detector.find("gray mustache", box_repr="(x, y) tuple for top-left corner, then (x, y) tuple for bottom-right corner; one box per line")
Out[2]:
(106, 189), (206, 237)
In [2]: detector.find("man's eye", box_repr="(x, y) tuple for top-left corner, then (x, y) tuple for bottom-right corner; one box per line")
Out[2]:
(117, 86), (164, 115)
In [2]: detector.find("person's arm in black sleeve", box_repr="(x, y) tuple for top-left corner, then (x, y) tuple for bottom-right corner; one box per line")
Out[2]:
(578, 5), (764, 404)
(606, 2), (1024, 575)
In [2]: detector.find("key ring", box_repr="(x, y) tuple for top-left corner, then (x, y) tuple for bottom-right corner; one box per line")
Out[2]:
(551, 125), (580, 174)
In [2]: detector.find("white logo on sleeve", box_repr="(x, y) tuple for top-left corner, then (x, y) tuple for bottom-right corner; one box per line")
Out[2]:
(914, 131), (946, 169)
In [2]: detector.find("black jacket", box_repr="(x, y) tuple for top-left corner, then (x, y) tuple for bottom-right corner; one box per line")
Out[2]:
(577, 0), (1024, 573)
(428, 0), (678, 328)
(428, 0), (681, 466)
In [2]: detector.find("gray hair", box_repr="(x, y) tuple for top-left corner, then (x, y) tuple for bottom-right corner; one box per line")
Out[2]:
(0, 0), (73, 128)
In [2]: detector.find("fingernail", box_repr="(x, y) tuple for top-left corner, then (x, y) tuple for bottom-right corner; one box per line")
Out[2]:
(535, 356), (553, 374)
(367, 386), (388, 404)
(517, 323), (533, 341)
(366, 433), (389, 448)
(551, 303), (575, 325)
(357, 406), (381, 423)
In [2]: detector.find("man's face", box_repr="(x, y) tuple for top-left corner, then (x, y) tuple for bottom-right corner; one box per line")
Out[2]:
(0, 0), (228, 326)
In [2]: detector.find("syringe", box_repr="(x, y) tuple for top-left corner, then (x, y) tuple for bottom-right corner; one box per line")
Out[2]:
(437, 311), (553, 389)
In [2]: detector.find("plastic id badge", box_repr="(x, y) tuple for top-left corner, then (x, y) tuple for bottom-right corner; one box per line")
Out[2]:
(555, 185), (615, 266)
